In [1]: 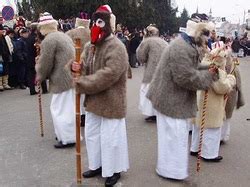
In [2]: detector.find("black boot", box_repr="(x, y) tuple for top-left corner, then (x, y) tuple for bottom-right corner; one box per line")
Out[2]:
(81, 114), (85, 127)
(145, 116), (156, 122)
(82, 167), (102, 178)
(54, 142), (75, 149)
(105, 173), (121, 186)
(202, 156), (223, 162)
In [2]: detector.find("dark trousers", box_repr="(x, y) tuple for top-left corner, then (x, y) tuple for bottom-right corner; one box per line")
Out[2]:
(17, 61), (26, 85)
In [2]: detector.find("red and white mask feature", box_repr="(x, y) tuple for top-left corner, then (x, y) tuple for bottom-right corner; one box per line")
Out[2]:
(91, 18), (107, 44)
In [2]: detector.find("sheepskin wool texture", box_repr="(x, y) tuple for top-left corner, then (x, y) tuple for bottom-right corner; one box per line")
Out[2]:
(196, 69), (236, 128)
(75, 18), (90, 28)
(76, 35), (129, 119)
(136, 37), (168, 83)
(66, 27), (90, 53)
(147, 36), (215, 119)
(36, 31), (75, 93)
(225, 63), (245, 119)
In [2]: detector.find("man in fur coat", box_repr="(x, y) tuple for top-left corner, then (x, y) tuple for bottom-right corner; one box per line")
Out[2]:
(190, 47), (236, 162)
(221, 52), (245, 142)
(35, 13), (80, 149)
(71, 5), (129, 186)
(136, 24), (168, 122)
(66, 17), (91, 127)
(146, 14), (218, 180)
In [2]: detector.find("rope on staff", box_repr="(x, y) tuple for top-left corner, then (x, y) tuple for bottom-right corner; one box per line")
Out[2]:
(35, 38), (44, 137)
(38, 85), (44, 137)
(197, 90), (208, 172)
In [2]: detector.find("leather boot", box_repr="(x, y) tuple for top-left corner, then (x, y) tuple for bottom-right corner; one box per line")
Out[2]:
(0, 77), (4, 91)
(3, 75), (12, 90)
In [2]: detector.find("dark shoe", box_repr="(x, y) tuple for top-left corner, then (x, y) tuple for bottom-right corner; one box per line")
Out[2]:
(81, 114), (85, 127)
(82, 167), (102, 178)
(54, 142), (75, 149)
(220, 140), (225, 145)
(190, 151), (198, 157)
(202, 156), (223, 162)
(42, 91), (48, 94)
(105, 173), (121, 186)
(30, 91), (38, 95)
(145, 116), (156, 122)
(20, 84), (26, 89)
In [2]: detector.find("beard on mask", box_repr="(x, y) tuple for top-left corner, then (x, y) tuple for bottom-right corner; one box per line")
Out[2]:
(91, 12), (112, 45)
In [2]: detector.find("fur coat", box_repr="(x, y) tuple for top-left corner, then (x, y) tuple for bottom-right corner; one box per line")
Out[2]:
(147, 36), (216, 119)
(136, 37), (168, 83)
(66, 27), (90, 53)
(75, 35), (129, 119)
(196, 69), (236, 128)
(225, 62), (245, 119)
(36, 31), (75, 93)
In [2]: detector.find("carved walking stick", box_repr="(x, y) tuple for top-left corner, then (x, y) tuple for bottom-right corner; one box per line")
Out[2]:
(196, 90), (208, 172)
(74, 38), (82, 184)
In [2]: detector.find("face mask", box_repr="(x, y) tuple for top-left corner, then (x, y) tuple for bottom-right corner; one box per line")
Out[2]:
(91, 18), (106, 44)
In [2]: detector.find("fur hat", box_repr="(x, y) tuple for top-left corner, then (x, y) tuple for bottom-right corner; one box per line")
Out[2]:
(145, 24), (159, 37)
(185, 20), (215, 38)
(75, 17), (90, 28)
(94, 5), (116, 33)
(210, 47), (228, 68)
(38, 12), (58, 36)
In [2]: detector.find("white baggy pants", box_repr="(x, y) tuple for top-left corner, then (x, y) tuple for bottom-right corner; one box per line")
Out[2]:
(139, 84), (156, 116)
(190, 125), (221, 159)
(50, 89), (82, 145)
(156, 111), (189, 180)
(85, 112), (129, 177)
(221, 119), (230, 142)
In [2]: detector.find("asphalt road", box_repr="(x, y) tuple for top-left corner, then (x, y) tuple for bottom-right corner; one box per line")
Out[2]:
(0, 57), (250, 187)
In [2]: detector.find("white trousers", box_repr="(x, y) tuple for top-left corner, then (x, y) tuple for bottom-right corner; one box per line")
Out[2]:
(190, 125), (221, 159)
(221, 119), (230, 141)
(85, 112), (129, 177)
(156, 111), (189, 180)
(139, 84), (156, 116)
(50, 89), (82, 145)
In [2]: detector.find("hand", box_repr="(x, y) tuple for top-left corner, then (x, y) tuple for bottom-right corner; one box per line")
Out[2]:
(71, 61), (82, 72)
(35, 77), (41, 85)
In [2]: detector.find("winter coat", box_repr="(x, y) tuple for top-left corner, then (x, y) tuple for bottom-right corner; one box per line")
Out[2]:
(66, 27), (90, 53)
(0, 36), (11, 62)
(36, 31), (75, 94)
(75, 35), (129, 119)
(225, 63), (245, 119)
(136, 37), (168, 83)
(196, 69), (236, 128)
(147, 36), (216, 119)
(14, 37), (28, 62)
(26, 32), (37, 68)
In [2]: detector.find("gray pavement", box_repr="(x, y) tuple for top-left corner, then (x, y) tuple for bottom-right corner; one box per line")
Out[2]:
(0, 57), (250, 187)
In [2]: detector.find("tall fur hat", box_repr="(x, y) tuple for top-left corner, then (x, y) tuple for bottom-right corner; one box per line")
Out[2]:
(93, 5), (116, 33)
(145, 24), (159, 37)
(38, 12), (58, 36)
(75, 17), (90, 28)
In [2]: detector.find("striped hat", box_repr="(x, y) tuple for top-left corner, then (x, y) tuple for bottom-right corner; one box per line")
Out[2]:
(38, 12), (58, 26)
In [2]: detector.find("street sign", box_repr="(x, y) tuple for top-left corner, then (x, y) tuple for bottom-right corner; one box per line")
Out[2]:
(2, 6), (14, 21)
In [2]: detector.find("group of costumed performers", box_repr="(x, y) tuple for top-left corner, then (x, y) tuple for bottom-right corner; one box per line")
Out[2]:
(34, 4), (244, 185)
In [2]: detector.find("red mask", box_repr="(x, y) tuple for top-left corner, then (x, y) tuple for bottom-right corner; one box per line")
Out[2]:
(91, 18), (107, 44)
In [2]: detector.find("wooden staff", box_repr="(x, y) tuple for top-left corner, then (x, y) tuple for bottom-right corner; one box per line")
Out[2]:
(35, 39), (44, 137)
(196, 90), (208, 172)
(74, 38), (82, 184)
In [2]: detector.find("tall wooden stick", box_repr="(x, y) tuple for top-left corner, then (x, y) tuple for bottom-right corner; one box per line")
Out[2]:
(74, 38), (82, 184)
(38, 85), (44, 137)
(197, 90), (208, 172)
(35, 39), (44, 137)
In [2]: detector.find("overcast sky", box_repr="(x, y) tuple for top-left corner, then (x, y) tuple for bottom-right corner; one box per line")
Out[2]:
(175, 0), (250, 24)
